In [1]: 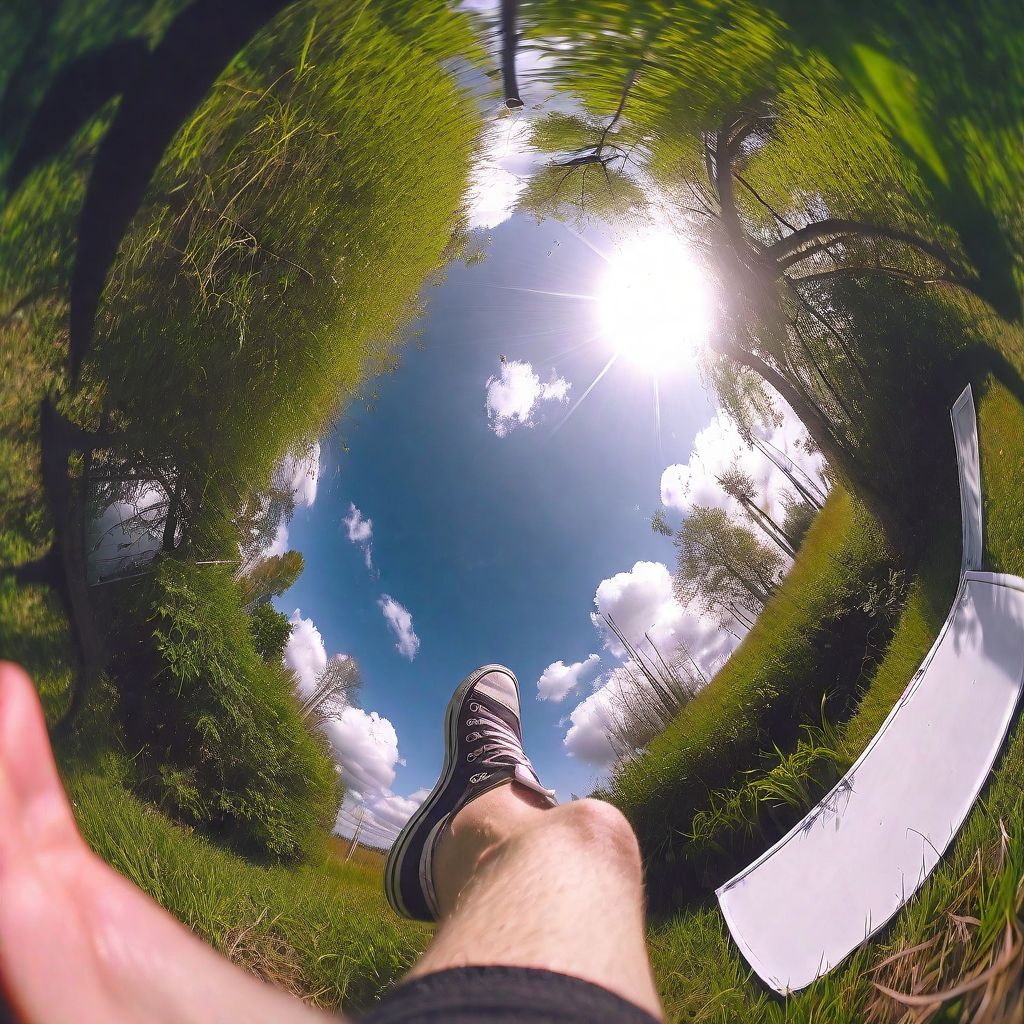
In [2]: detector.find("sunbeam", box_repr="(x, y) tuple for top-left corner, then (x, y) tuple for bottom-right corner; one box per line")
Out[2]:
(549, 351), (620, 436)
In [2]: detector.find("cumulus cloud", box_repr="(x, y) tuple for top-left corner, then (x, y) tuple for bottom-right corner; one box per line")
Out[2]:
(323, 706), (429, 845)
(559, 561), (738, 765)
(378, 594), (420, 660)
(660, 404), (827, 523)
(283, 608), (328, 695)
(562, 672), (628, 764)
(261, 518), (290, 558)
(464, 118), (536, 230)
(537, 653), (601, 702)
(277, 606), (424, 847)
(322, 705), (402, 796)
(485, 360), (571, 437)
(343, 502), (374, 572)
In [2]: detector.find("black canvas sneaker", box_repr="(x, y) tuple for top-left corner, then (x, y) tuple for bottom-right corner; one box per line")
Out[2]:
(384, 663), (557, 921)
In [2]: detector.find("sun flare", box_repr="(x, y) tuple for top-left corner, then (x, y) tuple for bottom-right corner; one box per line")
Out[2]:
(598, 230), (713, 374)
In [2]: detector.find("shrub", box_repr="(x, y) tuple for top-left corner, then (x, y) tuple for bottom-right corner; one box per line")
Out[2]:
(111, 558), (339, 861)
(248, 602), (292, 663)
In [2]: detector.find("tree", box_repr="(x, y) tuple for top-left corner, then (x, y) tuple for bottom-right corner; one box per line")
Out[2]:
(248, 603), (291, 662)
(716, 462), (797, 557)
(298, 656), (362, 724)
(518, 1), (1001, 541)
(238, 550), (304, 609)
(674, 505), (786, 627)
(781, 490), (817, 550)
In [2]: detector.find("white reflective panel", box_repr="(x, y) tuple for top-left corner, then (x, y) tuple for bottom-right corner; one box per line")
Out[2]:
(717, 574), (1024, 994)
(952, 385), (984, 572)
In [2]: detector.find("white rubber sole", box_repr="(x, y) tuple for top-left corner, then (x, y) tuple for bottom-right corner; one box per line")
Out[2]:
(383, 664), (521, 919)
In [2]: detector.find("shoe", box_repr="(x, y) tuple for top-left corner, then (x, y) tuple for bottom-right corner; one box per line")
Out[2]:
(384, 663), (557, 921)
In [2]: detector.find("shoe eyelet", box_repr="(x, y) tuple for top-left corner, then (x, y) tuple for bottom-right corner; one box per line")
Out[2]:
(467, 751), (477, 762)
(465, 731), (482, 742)
(469, 702), (480, 712)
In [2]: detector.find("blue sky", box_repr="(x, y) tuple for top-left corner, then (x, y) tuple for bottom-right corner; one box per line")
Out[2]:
(277, 210), (719, 839)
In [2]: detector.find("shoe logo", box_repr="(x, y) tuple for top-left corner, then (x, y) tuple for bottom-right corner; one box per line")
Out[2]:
(469, 772), (491, 785)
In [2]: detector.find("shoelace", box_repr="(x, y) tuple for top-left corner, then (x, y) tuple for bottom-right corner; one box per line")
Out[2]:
(464, 701), (535, 771)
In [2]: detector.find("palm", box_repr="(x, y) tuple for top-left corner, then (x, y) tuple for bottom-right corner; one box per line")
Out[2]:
(0, 663), (332, 1024)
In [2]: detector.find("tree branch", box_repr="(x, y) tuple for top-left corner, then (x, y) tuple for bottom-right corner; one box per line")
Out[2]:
(766, 218), (967, 277)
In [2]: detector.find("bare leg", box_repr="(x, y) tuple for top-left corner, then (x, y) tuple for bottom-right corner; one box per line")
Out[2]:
(407, 782), (664, 1021)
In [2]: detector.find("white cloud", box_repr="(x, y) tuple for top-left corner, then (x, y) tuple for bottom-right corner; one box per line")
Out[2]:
(283, 609), (328, 695)
(323, 708), (428, 845)
(334, 787), (430, 846)
(591, 559), (734, 671)
(563, 673), (627, 764)
(560, 561), (739, 765)
(279, 606), (425, 847)
(464, 108), (540, 230)
(485, 360), (571, 437)
(322, 705), (402, 797)
(276, 442), (320, 508)
(343, 502), (374, 572)
(592, 560), (685, 655)
(378, 594), (420, 660)
(660, 404), (827, 523)
(537, 653), (601, 702)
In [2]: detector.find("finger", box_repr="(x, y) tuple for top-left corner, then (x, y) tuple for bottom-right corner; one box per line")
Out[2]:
(0, 663), (82, 855)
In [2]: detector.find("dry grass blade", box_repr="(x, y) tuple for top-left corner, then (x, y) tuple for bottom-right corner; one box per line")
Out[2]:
(866, 936), (940, 976)
(872, 922), (1020, 1008)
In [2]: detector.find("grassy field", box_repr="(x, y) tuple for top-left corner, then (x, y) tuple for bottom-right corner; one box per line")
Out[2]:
(647, 377), (1024, 1023)
(67, 769), (430, 1013)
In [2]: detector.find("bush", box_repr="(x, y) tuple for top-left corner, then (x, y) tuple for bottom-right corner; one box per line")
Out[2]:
(111, 558), (339, 861)
(248, 602), (291, 662)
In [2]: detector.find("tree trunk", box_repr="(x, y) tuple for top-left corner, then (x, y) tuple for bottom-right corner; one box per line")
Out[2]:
(161, 479), (182, 551)
(713, 338), (900, 542)
(499, 0), (523, 108)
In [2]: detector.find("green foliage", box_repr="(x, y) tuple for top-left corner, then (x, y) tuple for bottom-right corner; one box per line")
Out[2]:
(674, 504), (786, 623)
(645, 381), (1024, 1020)
(686, 698), (844, 860)
(977, 378), (1024, 577)
(239, 550), (304, 608)
(780, 491), (815, 549)
(115, 559), (339, 861)
(248, 602), (291, 663)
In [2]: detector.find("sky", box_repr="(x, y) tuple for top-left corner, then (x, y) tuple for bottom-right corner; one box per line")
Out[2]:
(271, 202), (825, 847)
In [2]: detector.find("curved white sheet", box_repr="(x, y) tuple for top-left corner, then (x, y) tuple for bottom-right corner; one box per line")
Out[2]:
(717, 574), (1024, 993)
(952, 385), (984, 572)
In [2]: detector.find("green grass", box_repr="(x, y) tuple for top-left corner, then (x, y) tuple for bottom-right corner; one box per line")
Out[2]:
(647, 378), (1024, 1023)
(67, 769), (431, 1012)
(610, 488), (895, 902)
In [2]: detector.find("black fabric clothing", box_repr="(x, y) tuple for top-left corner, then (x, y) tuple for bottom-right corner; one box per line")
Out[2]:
(354, 966), (661, 1024)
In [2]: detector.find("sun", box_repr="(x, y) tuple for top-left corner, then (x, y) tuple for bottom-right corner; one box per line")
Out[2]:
(597, 229), (713, 374)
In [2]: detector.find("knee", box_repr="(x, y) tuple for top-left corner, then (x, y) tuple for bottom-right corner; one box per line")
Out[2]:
(554, 798), (642, 874)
